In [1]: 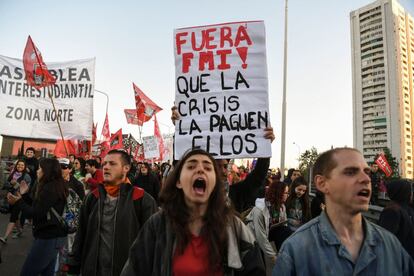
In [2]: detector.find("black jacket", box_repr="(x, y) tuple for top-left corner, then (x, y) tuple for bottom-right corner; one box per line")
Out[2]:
(17, 181), (67, 239)
(229, 158), (270, 213)
(378, 179), (414, 259)
(24, 157), (39, 185)
(68, 184), (157, 276)
(67, 175), (85, 200)
(121, 211), (265, 276)
(133, 173), (160, 203)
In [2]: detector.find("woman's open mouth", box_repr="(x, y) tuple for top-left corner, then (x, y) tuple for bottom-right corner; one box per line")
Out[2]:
(193, 178), (206, 195)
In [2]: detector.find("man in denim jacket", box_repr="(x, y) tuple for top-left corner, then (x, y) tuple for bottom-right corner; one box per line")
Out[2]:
(273, 148), (414, 275)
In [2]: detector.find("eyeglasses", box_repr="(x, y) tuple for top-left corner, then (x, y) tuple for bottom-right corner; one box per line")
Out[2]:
(61, 165), (70, 170)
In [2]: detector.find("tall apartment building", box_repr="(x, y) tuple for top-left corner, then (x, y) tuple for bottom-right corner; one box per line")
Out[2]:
(351, 0), (414, 178)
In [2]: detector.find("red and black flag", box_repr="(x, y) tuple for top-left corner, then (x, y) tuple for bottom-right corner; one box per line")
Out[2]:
(110, 128), (123, 150)
(23, 36), (56, 89)
(133, 83), (162, 125)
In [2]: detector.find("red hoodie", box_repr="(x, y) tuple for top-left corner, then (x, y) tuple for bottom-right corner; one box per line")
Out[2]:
(86, 169), (104, 191)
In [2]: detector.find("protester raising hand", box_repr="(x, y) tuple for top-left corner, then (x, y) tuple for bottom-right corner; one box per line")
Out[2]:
(19, 180), (29, 195)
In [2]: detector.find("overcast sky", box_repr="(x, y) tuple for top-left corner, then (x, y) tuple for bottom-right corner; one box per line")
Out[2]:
(1, 0), (413, 168)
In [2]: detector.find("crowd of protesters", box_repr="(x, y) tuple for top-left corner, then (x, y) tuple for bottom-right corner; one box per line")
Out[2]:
(0, 139), (414, 275)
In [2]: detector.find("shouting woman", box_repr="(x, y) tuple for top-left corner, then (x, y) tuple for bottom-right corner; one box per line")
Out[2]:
(121, 148), (265, 275)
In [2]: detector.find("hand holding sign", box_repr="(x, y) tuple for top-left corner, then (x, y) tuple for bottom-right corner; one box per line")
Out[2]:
(174, 21), (271, 160)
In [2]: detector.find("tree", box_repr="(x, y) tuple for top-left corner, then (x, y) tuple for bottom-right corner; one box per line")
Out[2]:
(298, 147), (319, 180)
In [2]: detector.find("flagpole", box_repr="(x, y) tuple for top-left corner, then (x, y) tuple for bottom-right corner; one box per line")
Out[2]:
(95, 89), (109, 143)
(44, 88), (69, 155)
(280, 0), (288, 180)
(29, 37), (68, 156)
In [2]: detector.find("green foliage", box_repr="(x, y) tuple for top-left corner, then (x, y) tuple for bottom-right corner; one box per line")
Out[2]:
(298, 147), (319, 180)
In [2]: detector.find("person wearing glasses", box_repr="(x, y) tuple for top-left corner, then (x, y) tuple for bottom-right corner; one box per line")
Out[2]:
(58, 158), (85, 200)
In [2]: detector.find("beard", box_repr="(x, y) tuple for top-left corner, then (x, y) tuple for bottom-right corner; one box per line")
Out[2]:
(104, 172), (125, 185)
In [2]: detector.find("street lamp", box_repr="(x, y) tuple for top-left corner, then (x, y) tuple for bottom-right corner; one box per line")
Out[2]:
(293, 142), (301, 156)
(94, 89), (109, 115)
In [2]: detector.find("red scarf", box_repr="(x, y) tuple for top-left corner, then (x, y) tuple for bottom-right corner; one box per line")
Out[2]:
(104, 178), (131, 197)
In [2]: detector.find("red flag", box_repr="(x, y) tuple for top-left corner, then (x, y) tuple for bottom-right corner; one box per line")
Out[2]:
(99, 114), (111, 157)
(110, 128), (123, 150)
(54, 140), (77, 158)
(132, 143), (145, 162)
(375, 153), (393, 177)
(23, 36), (56, 89)
(154, 115), (165, 161)
(124, 109), (145, 126)
(133, 83), (162, 124)
(101, 113), (111, 142)
(77, 140), (91, 158)
(92, 123), (97, 145)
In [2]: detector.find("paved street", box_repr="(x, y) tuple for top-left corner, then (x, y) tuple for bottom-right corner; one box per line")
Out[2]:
(0, 212), (32, 274)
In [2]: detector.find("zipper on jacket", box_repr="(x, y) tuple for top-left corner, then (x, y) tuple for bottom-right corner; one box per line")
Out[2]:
(110, 188), (120, 276)
(94, 193), (102, 276)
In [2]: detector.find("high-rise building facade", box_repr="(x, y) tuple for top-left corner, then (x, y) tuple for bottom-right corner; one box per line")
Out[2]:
(351, 0), (414, 178)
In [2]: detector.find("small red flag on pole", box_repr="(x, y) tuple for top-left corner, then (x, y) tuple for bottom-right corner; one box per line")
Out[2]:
(375, 153), (393, 177)
(99, 114), (111, 157)
(154, 115), (165, 161)
(109, 129), (123, 150)
(133, 83), (162, 124)
(92, 123), (98, 145)
(23, 35), (56, 89)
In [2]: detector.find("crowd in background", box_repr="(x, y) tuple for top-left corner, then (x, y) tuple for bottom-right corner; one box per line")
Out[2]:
(0, 144), (413, 275)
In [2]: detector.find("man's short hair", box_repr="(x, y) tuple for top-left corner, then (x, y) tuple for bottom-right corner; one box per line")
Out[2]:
(26, 147), (35, 153)
(85, 159), (99, 168)
(107, 149), (131, 166)
(313, 147), (361, 178)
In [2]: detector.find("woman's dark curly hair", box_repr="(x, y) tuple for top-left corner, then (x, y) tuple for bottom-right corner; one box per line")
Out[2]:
(266, 180), (287, 211)
(159, 148), (234, 270)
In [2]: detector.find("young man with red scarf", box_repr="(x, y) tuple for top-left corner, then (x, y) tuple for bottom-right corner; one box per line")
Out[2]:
(68, 150), (157, 276)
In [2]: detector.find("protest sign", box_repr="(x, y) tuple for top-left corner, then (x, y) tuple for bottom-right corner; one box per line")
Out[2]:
(0, 55), (95, 140)
(174, 21), (271, 159)
(143, 135), (160, 159)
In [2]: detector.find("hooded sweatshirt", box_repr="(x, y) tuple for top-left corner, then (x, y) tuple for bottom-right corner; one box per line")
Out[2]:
(378, 179), (414, 259)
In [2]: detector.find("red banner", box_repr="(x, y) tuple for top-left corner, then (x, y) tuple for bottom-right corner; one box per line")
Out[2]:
(375, 153), (393, 177)
(133, 83), (162, 124)
(23, 36), (56, 89)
